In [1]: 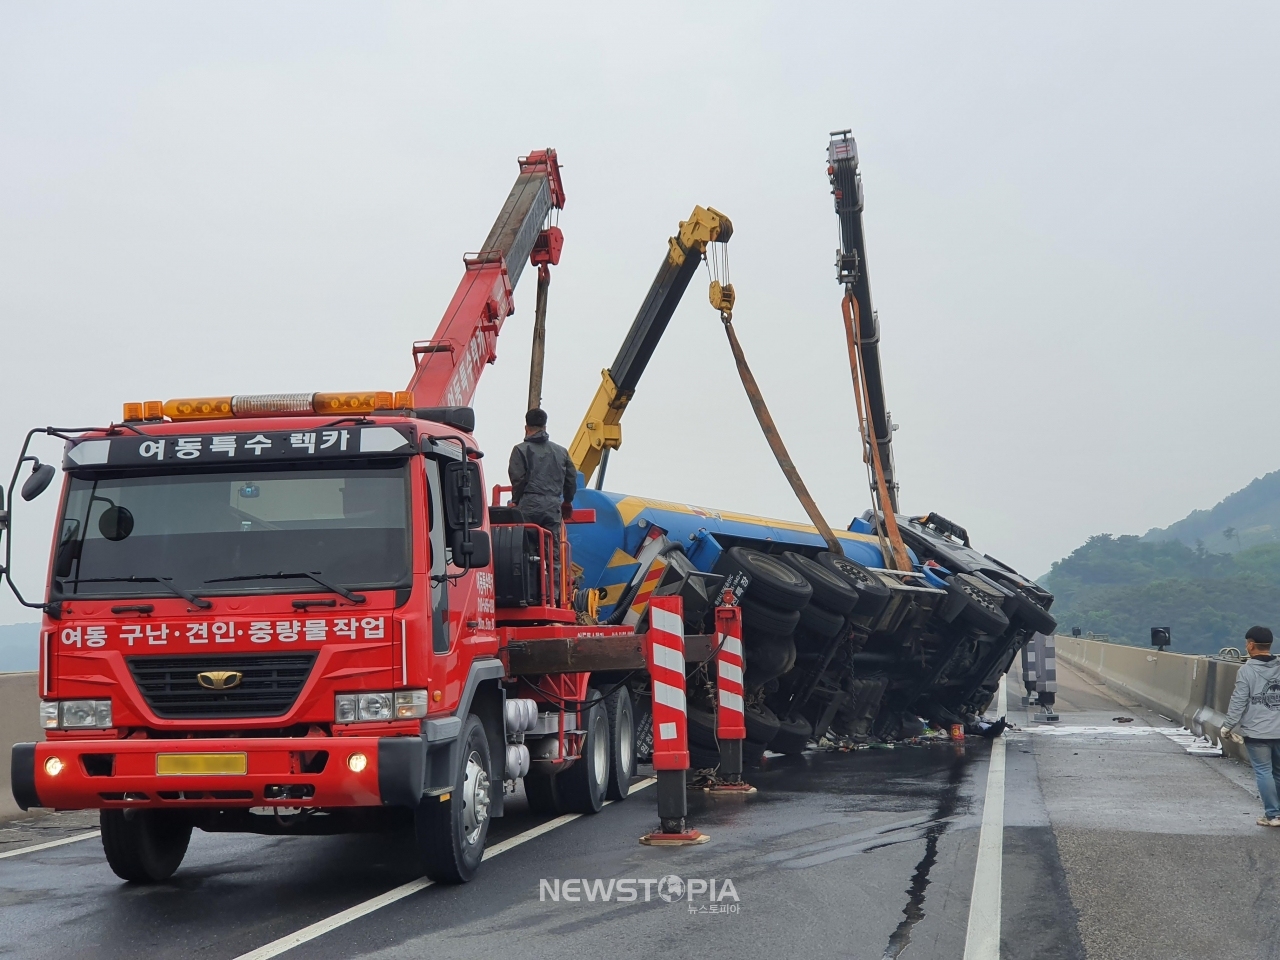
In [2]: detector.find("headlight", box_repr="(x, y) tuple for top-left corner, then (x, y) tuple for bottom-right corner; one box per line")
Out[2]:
(45, 699), (113, 730)
(335, 690), (427, 723)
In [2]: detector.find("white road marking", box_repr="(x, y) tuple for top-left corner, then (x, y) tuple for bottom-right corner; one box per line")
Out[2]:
(963, 674), (1006, 960)
(232, 777), (656, 960)
(0, 829), (100, 860)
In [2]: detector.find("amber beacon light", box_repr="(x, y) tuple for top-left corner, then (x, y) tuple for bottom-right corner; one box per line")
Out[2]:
(123, 391), (414, 422)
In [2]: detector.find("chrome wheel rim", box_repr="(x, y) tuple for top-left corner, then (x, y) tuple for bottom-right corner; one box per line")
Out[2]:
(461, 751), (490, 846)
(617, 705), (633, 777)
(591, 715), (609, 788)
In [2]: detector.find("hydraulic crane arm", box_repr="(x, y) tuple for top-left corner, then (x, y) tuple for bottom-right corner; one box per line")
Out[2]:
(407, 149), (566, 410)
(569, 205), (732, 484)
(829, 131), (898, 512)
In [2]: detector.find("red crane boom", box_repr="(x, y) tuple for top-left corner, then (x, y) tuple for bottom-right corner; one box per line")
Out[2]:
(407, 149), (566, 409)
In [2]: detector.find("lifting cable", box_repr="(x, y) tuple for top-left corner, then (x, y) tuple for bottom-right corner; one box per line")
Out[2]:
(707, 257), (843, 555)
(841, 295), (911, 571)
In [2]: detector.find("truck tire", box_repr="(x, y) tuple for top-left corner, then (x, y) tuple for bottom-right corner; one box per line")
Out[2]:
(687, 704), (719, 749)
(603, 686), (636, 801)
(558, 696), (609, 814)
(744, 701), (781, 745)
(1000, 584), (1057, 636)
(771, 714), (813, 756)
(798, 602), (845, 640)
(740, 597), (802, 636)
(742, 739), (768, 768)
(522, 768), (565, 816)
(944, 574), (1010, 636)
(100, 810), (191, 883)
(716, 546), (812, 611)
(745, 634), (795, 688)
(781, 552), (858, 614)
(689, 743), (722, 771)
(416, 713), (492, 883)
(817, 553), (891, 621)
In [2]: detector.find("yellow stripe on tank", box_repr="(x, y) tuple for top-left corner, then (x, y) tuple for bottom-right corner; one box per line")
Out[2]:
(612, 495), (883, 545)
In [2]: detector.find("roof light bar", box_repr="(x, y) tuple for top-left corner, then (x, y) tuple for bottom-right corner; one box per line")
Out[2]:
(123, 391), (414, 423)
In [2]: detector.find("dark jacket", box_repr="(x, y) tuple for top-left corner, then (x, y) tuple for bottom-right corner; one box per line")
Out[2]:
(509, 431), (577, 511)
(1224, 654), (1280, 740)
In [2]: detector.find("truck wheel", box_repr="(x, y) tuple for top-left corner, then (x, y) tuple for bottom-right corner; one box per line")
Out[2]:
(744, 701), (781, 745)
(416, 713), (491, 883)
(742, 739), (768, 768)
(716, 546), (812, 611)
(100, 810), (191, 883)
(523, 768), (565, 816)
(740, 597), (801, 635)
(944, 575), (1011, 636)
(687, 704), (719, 749)
(781, 552), (858, 614)
(559, 696), (609, 814)
(603, 686), (636, 801)
(817, 553), (891, 621)
(798, 602), (846, 640)
(1000, 584), (1057, 636)
(689, 743), (722, 771)
(771, 714), (813, 755)
(745, 634), (796, 688)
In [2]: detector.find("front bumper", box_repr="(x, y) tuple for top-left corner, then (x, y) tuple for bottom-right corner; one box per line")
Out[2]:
(11, 735), (428, 812)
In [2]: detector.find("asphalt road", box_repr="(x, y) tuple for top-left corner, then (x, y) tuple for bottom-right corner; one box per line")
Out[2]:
(1, 661), (1276, 960)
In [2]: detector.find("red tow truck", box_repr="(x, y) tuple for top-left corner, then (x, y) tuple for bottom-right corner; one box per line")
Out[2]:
(3, 149), (690, 883)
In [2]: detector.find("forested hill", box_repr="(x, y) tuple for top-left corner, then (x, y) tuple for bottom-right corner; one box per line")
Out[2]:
(1041, 536), (1280, 654)
(1142, 469), (1280, 553)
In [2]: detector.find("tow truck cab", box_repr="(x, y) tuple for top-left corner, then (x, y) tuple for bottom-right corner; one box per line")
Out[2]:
(13, 395), (508, 825)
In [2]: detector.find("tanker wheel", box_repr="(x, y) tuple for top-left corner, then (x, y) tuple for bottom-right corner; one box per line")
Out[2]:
(523, 768), (566, 816)
(416, 713), (491, 883)
(559, 694), (610, 814)
(771, 714), (814, 756)
(100, 809), (192, 883)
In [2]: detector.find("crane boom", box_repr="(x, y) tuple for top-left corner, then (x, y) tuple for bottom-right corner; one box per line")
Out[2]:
(828, 131), (898, 511)
(407, 149), (566, 409)
(569, 205), (732, 483)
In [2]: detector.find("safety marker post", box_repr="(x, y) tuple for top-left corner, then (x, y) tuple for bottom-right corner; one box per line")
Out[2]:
(639, 595), (709, 846)
(704, 601), (755, 794)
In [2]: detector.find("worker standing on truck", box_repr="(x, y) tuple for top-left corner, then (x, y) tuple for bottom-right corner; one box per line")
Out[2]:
(1221, 625), (1280, 827)
(509, 408), (577, 599)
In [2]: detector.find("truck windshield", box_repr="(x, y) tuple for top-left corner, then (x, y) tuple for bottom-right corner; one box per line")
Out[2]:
(52, 462), (411, 600)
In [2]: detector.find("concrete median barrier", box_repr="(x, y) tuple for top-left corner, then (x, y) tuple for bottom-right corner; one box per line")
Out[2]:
(1054, 636), (1246, 762)
(0, 672), (42, 821)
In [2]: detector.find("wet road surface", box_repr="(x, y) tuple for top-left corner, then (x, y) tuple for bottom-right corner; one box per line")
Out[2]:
(1, 661), (1277, 959)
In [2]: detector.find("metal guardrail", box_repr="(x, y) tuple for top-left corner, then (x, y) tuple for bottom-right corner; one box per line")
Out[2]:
(1054, 636), (1246, 762)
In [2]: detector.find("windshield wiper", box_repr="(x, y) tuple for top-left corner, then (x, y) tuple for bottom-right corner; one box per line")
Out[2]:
(61, 576), (213, 609)
(203, 571), (367, 604)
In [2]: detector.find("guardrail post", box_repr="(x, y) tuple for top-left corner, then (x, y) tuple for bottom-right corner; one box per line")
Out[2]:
(639, 595), (709, 846)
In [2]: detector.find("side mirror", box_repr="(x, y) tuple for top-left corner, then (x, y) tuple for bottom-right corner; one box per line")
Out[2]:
(450, 529), (491, 569)
(442, 461), (484, 531)
(21, 463), (56, 502)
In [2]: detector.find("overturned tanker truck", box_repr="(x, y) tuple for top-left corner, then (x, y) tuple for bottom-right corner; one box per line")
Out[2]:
(562, 130), (1055, 765)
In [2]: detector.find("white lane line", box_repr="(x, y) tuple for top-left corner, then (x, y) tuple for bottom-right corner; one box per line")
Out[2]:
(0, 829), (100, 860)
(963, 673), (1007, 960)
(233, 777), (656, 960)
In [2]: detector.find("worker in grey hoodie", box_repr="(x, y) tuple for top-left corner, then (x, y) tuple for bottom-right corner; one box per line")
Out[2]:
(1221, 625), (1280, 826)
(509, 407), (577, 601)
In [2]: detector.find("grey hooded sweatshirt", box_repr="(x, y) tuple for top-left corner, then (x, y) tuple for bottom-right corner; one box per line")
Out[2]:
(1223, 654), (1280, 740)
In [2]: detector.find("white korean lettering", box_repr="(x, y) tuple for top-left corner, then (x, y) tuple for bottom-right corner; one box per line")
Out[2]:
(212, 621), (234, 643)
(60, 626), (82, 647)
(186, 622), (209, 644)
(175, 437), (202, 460)
(290, 433), (316, 454)
(245, 435), (272, 456)
(138, 440), (165, 460)
(304, 619), (327, 642)
(275, 619), (300, 642)
(120, 624), (143, 647)
(333, 618), (358, 639)
(146, 623), (169, 645)
(360, 617), (386, 639)
(211, 436), (237, 457)
(319, 429), (349, 451)
(249, 621), (273, 643)
(85, 626), (107, 648)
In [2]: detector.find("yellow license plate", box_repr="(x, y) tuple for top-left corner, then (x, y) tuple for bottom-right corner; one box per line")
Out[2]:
(156, 753), (248, 776)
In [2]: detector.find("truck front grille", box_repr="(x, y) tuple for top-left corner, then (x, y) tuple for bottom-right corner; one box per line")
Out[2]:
(127, 653), (317, 719)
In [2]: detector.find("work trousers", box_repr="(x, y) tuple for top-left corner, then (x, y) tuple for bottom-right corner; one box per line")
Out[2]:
(521, 501), (563, 603)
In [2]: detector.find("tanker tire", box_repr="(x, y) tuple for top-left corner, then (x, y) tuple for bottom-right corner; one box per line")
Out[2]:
(715, 546), (813, 611)
(744, 702), (781, 745)
(740, 597), (802, 636)
(780, 552), (858, 614)
(558, 695), (609, 814)
(946, 575), (1011, 636)
(100, 810), (191, 884)
(687, 704), (719, 749)
(817, 552), (892, 621)
(742, 739), (768, 768)
(1002, 585), (1057, 636)
(417, 713), (492, 883)
(771, 714), (813, 756)
(603, 686), (636, 801)
(745, 634), (796, 688)
(798, 602), (846, 640)
(689, 743), (722, 771)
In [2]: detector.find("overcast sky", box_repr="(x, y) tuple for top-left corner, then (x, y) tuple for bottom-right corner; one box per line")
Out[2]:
(2, 2), (1278, 622)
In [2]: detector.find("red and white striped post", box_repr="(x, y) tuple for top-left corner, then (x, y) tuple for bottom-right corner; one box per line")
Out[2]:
(710, 603), (753, 791)
(640, 595), (708, 845)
